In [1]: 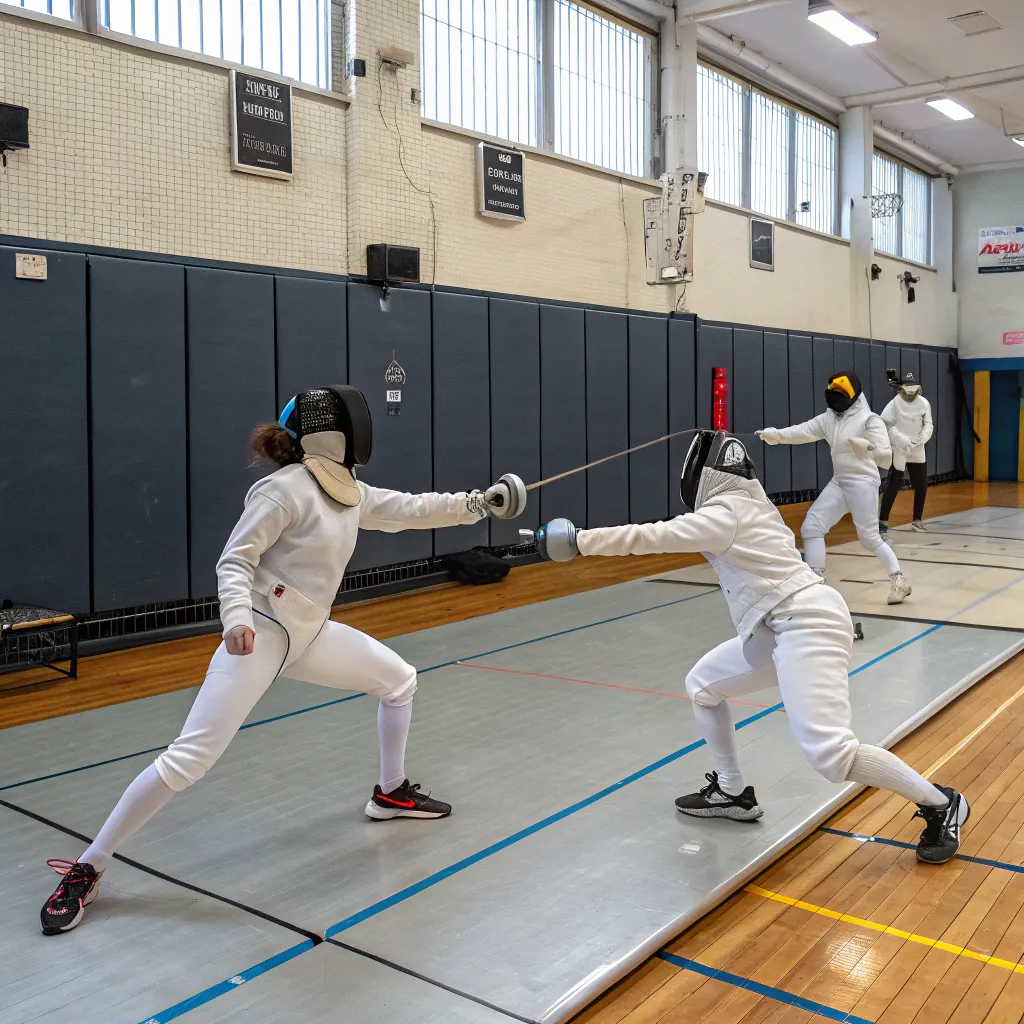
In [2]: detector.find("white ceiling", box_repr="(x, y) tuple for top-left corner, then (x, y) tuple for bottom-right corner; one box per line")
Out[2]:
(701, 0), (1024, 169)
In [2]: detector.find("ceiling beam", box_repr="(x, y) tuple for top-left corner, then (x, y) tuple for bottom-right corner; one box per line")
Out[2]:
(844, 66), (1024, 108)
(676, 0), (794, 23)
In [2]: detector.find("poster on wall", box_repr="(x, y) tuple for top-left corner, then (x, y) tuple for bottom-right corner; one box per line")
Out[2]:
(643, 169), (706, 284)
(1004, 331), (1024, 346)
(749, 218), (774, 271)
(978, 226), (1024, 273)
(230, 70), (293, 179)
(477, 143), (525, 220)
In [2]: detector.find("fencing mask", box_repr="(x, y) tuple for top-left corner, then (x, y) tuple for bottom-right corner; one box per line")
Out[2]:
(896, 371), (922, 401)
(680, 429), (756, 513)
(825, 371), (862, 414)
(279, 386), (372, 506)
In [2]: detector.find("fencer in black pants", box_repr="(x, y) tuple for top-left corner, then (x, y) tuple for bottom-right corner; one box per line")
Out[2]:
(880, 461), (928, 525)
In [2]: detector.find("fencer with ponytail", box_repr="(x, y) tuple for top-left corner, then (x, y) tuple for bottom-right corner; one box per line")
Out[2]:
(250, 424), (297, 467)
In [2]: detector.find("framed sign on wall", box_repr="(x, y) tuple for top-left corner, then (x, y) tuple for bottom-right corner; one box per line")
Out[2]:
(230, 70), (293, 180)
(749, 218), (774, 271)
(477, 142), (525, 221)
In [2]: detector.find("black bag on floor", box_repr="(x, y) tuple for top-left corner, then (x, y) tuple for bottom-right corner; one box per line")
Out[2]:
(446, 548), (510, 585)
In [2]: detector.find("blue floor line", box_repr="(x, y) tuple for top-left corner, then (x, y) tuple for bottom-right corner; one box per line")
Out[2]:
(324, 623), (943, 939)
(821, 826), (1024, 876)
(136, 938), (314, 1024)
(0, 590), (716, 794)
(656, 951), (874, 1023)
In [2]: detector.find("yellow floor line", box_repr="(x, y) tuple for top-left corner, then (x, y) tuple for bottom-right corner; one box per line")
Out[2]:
(745, 884), (1024, 974)
(923, 676), (1024, 779)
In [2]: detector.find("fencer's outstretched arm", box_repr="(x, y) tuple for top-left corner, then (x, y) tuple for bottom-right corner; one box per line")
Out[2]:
(216, 494), (293, 634)
(576, 502), (737, 558)
(757, 413), (827, 446)
(357, 482), (487, 533)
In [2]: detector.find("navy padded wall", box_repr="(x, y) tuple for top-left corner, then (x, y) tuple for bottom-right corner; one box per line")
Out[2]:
(854, 340), (873, 409)
(870, 342), (890, 414)
(762, 331), (791, 495)
(812, 336), (834, 488)
(901, 347), (921, 391)
(936, 350), (956, 475)
(733, 328), (764, 483)
(0, 247), (89, 611)
(788, 333), (816, 492)
(187, 267), (277, 597)
(696, 323), (732, 428)
(668, 318), (697, 518)
(90, 256), (188, 610)
(834, 338), (855, 382)
(433, 292), (490, 555)
(628, 315), (669, 524)
(919, 347), (939, 476)
(885, 344), (902, 392)
(490, 298), (541, 546)
(346, 283), (433, 570)
(586, 310), (629, 528)
(540, 305), (587, 526)
(275, 276), (347, 409)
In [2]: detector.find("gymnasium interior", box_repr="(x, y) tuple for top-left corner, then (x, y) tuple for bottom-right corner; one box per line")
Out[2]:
(3, 0), (1024, 1021)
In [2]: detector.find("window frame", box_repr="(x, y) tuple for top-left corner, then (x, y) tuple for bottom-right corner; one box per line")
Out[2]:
(698, 59), (841, 237)
(421, 0), (660, 181)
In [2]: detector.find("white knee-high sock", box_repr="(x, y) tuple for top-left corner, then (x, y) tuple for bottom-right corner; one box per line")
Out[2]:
(871, 540), (900, 576)
(80, 764), (176, 872)
(378, 700), (413, 793)
(847, 745), (946, 807)
(803, 537), (826, 572)
(691, 701), (745, 795)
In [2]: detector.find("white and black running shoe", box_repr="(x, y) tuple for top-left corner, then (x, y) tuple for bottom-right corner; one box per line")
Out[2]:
(915, 786), (970, 864)
(675, 772), (764, 822)
(365, 780), (452, 820)
(40, 859), (102, 935)
(910, 520), (927, 532)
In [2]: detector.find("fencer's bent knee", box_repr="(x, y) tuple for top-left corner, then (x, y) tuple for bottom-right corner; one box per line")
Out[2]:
(685, 671), (723, 708)
(803, 734), (859, 784)
(800, 516), (824, 541)
(379, 662), (417, 707)
(154, 742), (213, 791)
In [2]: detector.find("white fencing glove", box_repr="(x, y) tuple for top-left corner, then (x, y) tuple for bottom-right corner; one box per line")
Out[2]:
(523, 519), (579, 562)
(848, 436), (874, 457)
(484, 473), (527, 519)
(756, 428), (781, 446)
(890, 429), (912, 452)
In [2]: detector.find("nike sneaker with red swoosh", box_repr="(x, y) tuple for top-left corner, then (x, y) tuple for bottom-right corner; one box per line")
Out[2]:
(365, 780), (452, 820)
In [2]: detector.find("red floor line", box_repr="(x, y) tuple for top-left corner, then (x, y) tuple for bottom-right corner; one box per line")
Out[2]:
(454, 661), (777, 709)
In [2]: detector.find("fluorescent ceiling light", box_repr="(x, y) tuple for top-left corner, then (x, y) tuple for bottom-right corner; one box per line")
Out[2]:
(1013, 136), (1024, 148)
(927, 98), (975, 120)
(807, 8), (878, 45)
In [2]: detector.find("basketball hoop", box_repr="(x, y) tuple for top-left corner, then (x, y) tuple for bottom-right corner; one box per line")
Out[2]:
(871, 192), (903, 219)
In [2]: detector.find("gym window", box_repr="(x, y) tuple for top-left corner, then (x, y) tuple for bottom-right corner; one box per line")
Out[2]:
(2, 0), (73, 20)
(99, 0), (331, 88)
(872, 151), (932, 264)
(698, 62), (839, 234)
(421, 0), (658, 178)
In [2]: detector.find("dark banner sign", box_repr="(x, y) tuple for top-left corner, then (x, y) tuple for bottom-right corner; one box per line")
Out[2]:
(477, 142), (525, 221)
(230, 70), (293, 179)
(749, 217), (774, 271)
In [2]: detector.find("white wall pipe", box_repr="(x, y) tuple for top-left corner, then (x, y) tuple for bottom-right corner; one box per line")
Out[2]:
(845, 65), (1024, 109)
(874, 125), (958, 176)
(678, 0), (793, 23)
(619, 0), (672, 20)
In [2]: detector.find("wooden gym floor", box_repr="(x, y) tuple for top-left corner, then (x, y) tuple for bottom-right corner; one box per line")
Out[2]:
(3, 480), (1024, 1024)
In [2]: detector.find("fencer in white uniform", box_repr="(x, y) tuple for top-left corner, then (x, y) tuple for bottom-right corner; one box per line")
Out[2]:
(879, 370), (933, 534)
(757, 370), (912, 605)
(527, 430), (968, 865)
(40, 385), (528, 935)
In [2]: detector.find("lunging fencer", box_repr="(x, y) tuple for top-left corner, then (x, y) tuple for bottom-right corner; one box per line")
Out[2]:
(40, 385), (527, 935)
(756, 370), (912, 605)
(526, 430), (968, 865)
(879, 370), (933, 535)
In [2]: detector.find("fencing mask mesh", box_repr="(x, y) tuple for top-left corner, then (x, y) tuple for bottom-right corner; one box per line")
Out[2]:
(680, 430), (756, 513)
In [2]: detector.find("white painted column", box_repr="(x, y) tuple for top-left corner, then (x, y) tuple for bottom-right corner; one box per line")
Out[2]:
(840, 107), (874, 337)
(932, 177), (958, 347)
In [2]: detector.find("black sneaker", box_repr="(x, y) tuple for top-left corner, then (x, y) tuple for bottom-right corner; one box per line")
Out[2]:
(40, 859), (102, 935)
(915, 786), (970, 864)
(365, 780), (452, 820)
(675, 772), (764, 822)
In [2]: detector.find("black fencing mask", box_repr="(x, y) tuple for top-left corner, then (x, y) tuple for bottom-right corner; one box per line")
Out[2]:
(824, 371), (862, 414)
(279, 386), (373, 506)
(679, 430), (756, 513)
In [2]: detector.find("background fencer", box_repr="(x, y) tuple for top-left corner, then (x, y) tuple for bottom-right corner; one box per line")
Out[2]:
(526, 430), (968, 866)
(879, 370), (934, 536)
(756, 371), (912, 605)
(40, 385), (527, 935)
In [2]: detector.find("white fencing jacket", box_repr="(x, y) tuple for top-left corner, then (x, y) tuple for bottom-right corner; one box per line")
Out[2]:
(764, 394), (891, 480)
(576, 470), (822, 642)
(217, 464), (485, 636)
(880, 394), (933, 465)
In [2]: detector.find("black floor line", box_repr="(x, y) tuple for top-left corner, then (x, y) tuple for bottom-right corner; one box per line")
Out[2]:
(0, 795), (323, 945)
(647, 578), (719, 587)
(893, 529), (1024, 543)
(837, 550), (1024, 571)
(327, 937), (539, 1023)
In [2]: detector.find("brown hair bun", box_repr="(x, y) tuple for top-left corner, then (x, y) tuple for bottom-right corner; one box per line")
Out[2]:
(251, 424), (297, 467)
